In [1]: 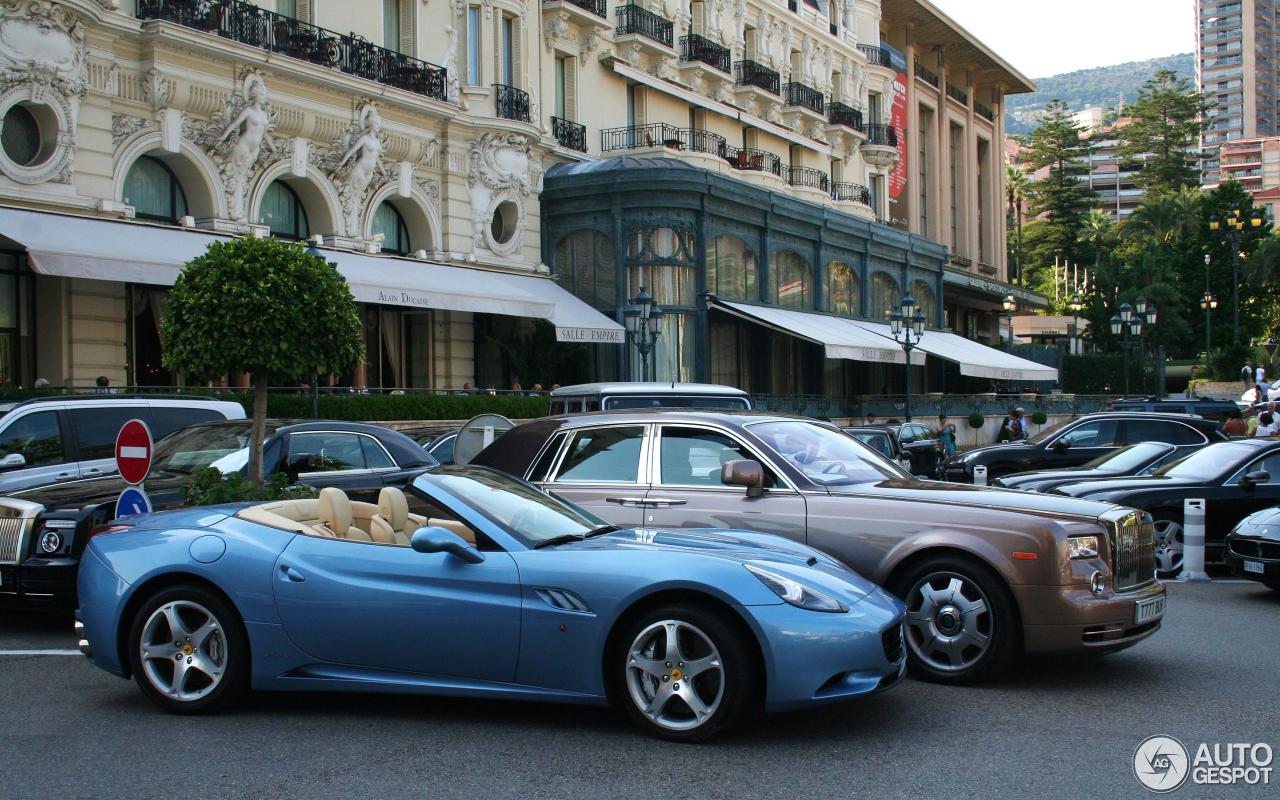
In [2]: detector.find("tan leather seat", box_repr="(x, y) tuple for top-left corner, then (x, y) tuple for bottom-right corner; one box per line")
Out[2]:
(371, 487), (430, 545)
(315, 488), (370, 541)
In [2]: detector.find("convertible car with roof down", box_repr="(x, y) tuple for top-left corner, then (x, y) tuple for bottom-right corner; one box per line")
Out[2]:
(75, 468), (906, 742)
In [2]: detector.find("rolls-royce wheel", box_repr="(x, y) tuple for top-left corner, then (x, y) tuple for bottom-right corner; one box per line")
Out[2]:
(894, 555), (1018, 685)
(126, 585), (248, 714)
(615, 604), (757, 742)
(1151, 514), (1184, 577)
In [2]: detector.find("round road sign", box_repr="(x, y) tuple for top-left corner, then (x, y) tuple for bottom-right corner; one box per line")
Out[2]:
(115, 418), (154, 486)
(116, 485), (152, 518)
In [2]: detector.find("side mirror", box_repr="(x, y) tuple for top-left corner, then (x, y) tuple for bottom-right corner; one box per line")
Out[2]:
(1243, 469), (1271, 488)
(0, 453), (26, 470)
(721, 459), (765, 498)
(410, 526), (485, 563)
(1051, 439), (1070, 453)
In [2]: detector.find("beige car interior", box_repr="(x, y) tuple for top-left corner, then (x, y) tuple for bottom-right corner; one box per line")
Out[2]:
(235, 487), (476, 546)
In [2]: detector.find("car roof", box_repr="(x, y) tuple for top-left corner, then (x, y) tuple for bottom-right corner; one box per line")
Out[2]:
(4, 394), (244, 412)
(539, 408), (816, 427)
(549, 382), (750, 397)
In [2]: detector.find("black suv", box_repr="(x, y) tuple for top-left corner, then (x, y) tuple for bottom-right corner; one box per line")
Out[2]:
(1108, 398), (1239, 423)
(941, 412), (1227, 483)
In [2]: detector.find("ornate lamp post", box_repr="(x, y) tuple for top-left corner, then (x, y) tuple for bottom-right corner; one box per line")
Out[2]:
(1069, 292), (1085, 355)
(890, 293), (927, 421)
(1002, 293), (1017, 348)
(1110, 301), (1143, 397)
(1209, 208), (1266, 344)
(623, 287), (664, 382)
(1200, 291), (1218, 357)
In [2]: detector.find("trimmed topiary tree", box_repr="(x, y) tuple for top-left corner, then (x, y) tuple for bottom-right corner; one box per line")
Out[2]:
(161, 237), (364, 484)
(967, 412), (985, 429)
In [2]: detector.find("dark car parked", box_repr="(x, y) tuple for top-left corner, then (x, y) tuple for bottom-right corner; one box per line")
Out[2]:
(0, 420), (436, 606)
(844, 422), (939, 477)
(399, 425), (459, 464)
(1108, 398), (1239, 423)
(942, 412), (1225, 484)
(1224, 506), (1280, 591)
(1049, 438), (1280, 576)
(991, 442), (1185, 493)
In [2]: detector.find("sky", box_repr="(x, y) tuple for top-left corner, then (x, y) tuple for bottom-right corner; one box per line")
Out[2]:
(928, 0), (1197, 79)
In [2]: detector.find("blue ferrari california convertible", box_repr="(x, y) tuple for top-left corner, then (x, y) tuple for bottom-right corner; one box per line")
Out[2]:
(76, 466), (905, 740)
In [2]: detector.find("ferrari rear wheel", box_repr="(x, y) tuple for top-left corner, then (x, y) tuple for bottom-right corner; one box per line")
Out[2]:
(127, 585), (248, 715)
(615, 605), (757, 742)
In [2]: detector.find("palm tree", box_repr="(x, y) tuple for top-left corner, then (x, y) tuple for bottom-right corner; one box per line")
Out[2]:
(1078, 208), (1113, 270)
(1125, 195), (1183, 245)
(1006, 165), (1030, 287)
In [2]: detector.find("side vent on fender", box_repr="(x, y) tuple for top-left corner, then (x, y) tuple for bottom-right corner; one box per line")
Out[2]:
(533, 587), (594, 614)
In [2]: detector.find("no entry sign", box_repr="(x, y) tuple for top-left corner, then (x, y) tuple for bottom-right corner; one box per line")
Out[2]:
(115, 418), (153, 486)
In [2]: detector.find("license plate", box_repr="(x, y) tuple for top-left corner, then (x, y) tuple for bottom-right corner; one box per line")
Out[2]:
(1134, 595), (1164, 624)
(1244, 560), (1265, 575)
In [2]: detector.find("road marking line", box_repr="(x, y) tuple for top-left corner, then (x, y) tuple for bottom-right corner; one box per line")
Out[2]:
(0, 648), (81, 656)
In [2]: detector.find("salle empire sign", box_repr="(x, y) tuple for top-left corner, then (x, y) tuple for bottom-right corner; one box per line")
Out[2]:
(556, 327), (624, 343)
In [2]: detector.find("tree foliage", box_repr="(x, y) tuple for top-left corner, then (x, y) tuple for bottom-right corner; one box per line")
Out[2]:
(1117, 70), (1204, 198)
(161, 237), (364, 483)
(1024, 101), (1097, 292)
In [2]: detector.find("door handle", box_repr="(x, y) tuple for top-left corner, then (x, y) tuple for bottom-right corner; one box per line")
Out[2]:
(605, 497), (647, 506)
(642, 498), (688, 507)
(278, 565), (306, 583)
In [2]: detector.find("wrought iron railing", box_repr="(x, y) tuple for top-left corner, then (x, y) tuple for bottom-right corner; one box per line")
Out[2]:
(551, 116), (587, 152)
(724, 145), (782, 176)
(680, 33), (731, 73)
(599, 123), (726, 156)
(864, 123), (898, 147)
(858, 43), (892, 68)
(831, 181), (870, 204)
(976, 101), (995, 121)
(554, 0), (607, 18)
(946, 82), (969, 105)
(735, 59), (780, 94)
(788, 165), (829, 191)
(494, 83), (531, 122)
(683, 127), (728, 155)
(615, 4), (673, 47)
(136, 0), (448, 102)
(827, 101), (864, 130)
(914, 59), (940, 87)
(784, 81), (825, 114)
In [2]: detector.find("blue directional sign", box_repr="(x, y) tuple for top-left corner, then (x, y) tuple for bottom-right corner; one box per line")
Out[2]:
(116, 485), (152, 518)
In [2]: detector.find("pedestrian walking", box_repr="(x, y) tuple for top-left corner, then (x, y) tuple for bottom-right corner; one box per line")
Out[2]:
(1257, 363), (1268, 388)
(1008, 407), (1028, 441)
(1257, 412), (1278, 438)
(1223, 409), (1247, 437)
(1243, 361), (1254, 391)
(937, 415), (957, 457)
(864, 412), (878, 425)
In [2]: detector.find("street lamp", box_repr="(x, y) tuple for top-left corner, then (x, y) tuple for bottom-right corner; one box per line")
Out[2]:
(1111, 301), (1144, 397)
(1069, 292), (1085, 355)
(623, 286), (664, 382)
(1002, 293), (1017, 348)
(1200, 291), (1218, 357)
(1209, 208), (1266, 344)
(889, 293), (927, 421)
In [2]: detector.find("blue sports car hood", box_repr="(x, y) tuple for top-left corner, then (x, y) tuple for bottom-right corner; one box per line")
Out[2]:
(569, 527), (877, 604)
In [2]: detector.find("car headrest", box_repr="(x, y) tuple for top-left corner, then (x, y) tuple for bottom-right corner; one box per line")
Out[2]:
(318, 487), (353, 533)
(378, 487), (409, 530)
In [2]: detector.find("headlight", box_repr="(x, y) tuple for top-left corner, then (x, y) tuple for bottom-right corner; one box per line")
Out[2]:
(1067, 535), (1100, 559)
(745, 563), (848, 613)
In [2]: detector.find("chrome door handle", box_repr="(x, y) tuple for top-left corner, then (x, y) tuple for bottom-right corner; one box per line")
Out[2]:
(642, 498), (688, 507)
(605, 497), (647, 506)
(279, 565), (306, 583)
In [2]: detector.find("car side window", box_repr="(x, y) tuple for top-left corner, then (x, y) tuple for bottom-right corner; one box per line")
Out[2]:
(658, 427), (776, 488)
(147, 407), (225, 440)
(527, 432), (567, 482)
(0, 411), (65, 466)
(69, 407), (146, 460)
(1242, 452), (1280, 481)
(554, 426), (644, 483)
(1059, 419), (1120, 448)
(359, 436), (395, 469)
(428, 434), (455, 464)
(290, 432), (388, 472)
(1125, 420), (1204, 446)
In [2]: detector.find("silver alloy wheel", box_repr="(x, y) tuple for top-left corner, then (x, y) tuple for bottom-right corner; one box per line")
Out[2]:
(625, 620), (724, 732)
(904, 572), (993, 673)
(138, 600), (228, 702)
(1153, 519), (1184, 574)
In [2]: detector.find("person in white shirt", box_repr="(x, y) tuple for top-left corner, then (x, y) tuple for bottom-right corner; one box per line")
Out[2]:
(1257, 364), (1268, 385)
(1256, 412), (1278, 437)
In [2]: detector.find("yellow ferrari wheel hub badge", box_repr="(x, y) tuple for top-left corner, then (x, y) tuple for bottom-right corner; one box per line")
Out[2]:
(181, 644), (194, 656)
(669, 668), (683, 681)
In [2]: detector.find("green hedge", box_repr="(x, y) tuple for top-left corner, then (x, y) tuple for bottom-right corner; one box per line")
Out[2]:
(0, 389), (550, 422)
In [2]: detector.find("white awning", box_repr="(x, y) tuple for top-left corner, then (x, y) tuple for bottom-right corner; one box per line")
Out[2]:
(0, 207), (622, 343)
(850, 321), (1058, 382)
(715, 300), (925, 365)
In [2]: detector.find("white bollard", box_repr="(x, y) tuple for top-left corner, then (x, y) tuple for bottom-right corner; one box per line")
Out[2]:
(973, 464), (988, 486)
(1179, 498), (1211, 581)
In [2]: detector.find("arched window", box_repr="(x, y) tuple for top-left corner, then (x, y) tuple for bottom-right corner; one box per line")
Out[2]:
(769, 250), (813, 309)
(258, 180), (309, 240)
(706, 235), (757, 301)
(909, 279), (937, 327)
(372, 202), (410, 255)
(123, 155), (188, 223)
(869, 272), (900, 321)
(826, 261), (860, 317)
(553, 229), (616, 310)
(1, 105), (40, 166)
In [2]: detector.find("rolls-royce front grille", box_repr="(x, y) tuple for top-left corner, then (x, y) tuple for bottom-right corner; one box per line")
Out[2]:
(0, 517), (24, 563)
(1229, 537), (1280, 561)
(1112, 516), (1157, 591)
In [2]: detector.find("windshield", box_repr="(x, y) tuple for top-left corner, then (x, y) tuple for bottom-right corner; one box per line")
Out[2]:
(1154, 441), (1257, 481)
(1081, 442), (1172, 473)
(151, 423), (260, 475)
(749, 420), (909, 487)
(420, 466), (605, 546)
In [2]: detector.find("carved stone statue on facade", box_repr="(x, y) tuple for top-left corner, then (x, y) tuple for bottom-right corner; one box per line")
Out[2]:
(197, 71), (277, 222)
(441, 25), (462, 106)
(466, 132), (539, 254)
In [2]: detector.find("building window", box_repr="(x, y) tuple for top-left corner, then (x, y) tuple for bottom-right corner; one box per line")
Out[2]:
(909, 279), (936, 326)
(466, 6), (481, 85)
(257, 181), (309, 240)
(706, 235), (757, 301)
(949, 122), (963, 252)
(122, 155), (188, 223)
(371, 202), (410, 255)
(554, 229), (616, 311)
(977, 137), (990, 264)
(918, 105), (932, 235)
(1, 104), (42, 167)
(869, 272), (900, 320)
(500, 15), (514, 86)
(383, 0), (401, 51)
(826, 261), (859, 317)
(768, 250), (812, 309)
(277, 0), (296, 16)
(869, 174), (885, 219)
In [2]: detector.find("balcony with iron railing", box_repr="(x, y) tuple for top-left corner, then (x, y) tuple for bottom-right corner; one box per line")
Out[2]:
(599, 123), (726, 156)
(788, 165), (829, 192)
(550, 0), (607, 18)
(784, 82), (824, 115)
(551, 116), (587, 152)
(724, 145), (782, 176)
(735, 59), (780, 95)
(136, 0), (448, 102)
(945, 82), (969, 105)
(914, 60), (939, 88)
(858, 44), (892, 68)
(975, 102), (995, 122)
(831, 182), (870, 205)
(827, 101), (864, 131)
(680, 33), (731, 74)
(615, 3), (673, 48)
(494, 83), (531, 122)
(864, 123), (898, 147)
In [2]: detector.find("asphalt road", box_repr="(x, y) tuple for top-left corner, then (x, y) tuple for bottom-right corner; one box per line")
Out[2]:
(1, 581), (1277, 800)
